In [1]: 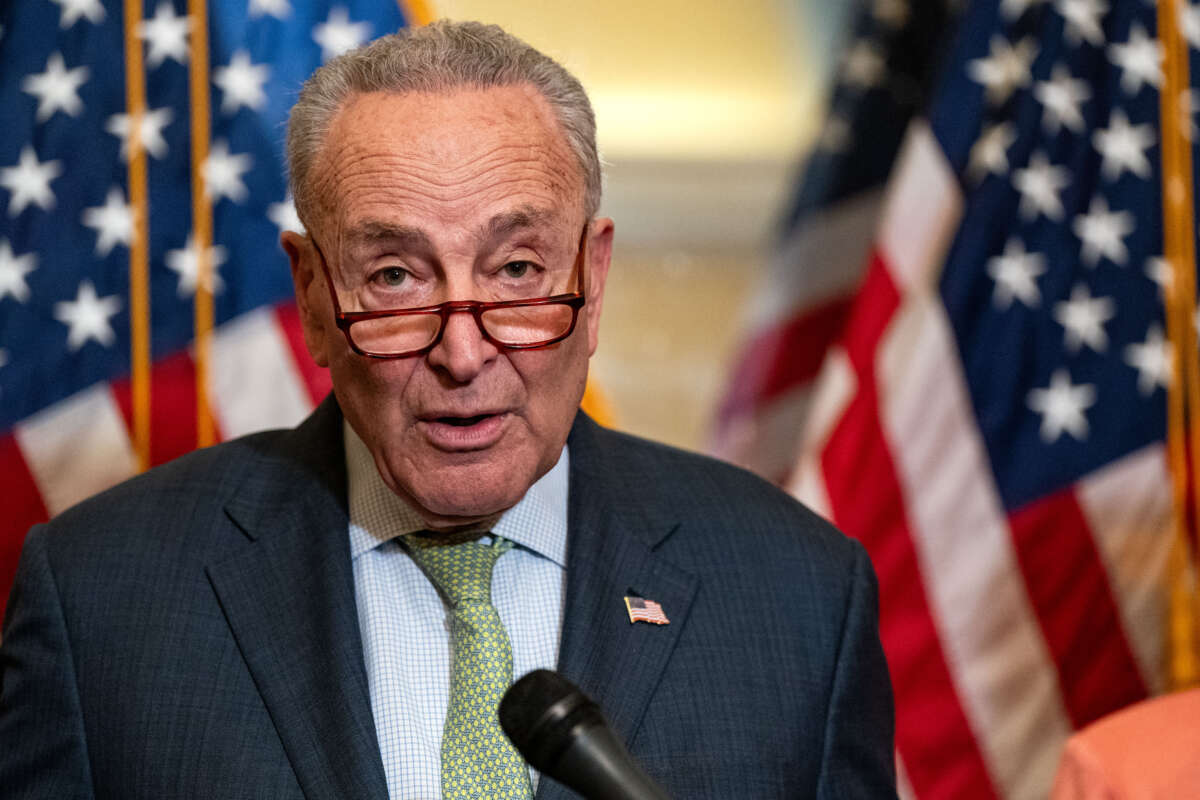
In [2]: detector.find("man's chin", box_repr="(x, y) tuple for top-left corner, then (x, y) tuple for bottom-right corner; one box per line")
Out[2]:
(392, 467), (534, 530)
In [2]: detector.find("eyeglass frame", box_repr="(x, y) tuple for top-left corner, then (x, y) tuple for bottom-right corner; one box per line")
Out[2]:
(310, 224), (590, 359)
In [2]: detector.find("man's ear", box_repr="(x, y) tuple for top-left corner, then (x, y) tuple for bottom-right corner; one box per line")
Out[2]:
(583, 217), (614, 357)
(281, 230), (331, 368)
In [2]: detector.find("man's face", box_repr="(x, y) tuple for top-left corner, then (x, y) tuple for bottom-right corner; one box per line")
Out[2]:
(284, 85), (612, 530)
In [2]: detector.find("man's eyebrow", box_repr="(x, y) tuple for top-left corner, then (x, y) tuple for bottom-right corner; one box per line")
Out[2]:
(480, 207), (558, 241)
(344, 222), (432, 252)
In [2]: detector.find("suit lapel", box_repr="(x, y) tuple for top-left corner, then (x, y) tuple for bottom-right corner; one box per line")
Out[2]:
(538, 416), (698, 800)
(206, 399), (389, 800)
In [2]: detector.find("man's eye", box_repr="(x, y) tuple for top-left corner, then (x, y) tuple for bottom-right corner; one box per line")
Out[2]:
(501, 261), (535, 279)
(374, 267), (408, 287)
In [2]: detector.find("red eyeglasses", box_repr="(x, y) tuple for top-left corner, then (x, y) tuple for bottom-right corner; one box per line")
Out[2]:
(311, 226), (588, 359)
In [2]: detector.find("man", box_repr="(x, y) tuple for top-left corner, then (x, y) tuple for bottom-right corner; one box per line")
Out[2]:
(0, 21), (896, 799)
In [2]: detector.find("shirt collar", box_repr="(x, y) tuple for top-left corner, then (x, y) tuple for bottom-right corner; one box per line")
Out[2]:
(345, 420), (569, 568)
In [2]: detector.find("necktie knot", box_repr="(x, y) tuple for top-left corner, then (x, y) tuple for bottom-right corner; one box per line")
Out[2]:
(403, 534), (513, 606)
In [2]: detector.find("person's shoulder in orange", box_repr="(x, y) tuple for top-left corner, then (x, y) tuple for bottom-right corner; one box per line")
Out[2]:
(1051, 688), (1200, 800)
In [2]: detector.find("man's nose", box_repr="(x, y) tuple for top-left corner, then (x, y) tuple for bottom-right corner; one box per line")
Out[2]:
(425, 308), (498, 382)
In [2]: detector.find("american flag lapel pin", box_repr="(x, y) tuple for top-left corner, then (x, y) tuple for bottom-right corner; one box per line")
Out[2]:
(624, 595), (669, 625)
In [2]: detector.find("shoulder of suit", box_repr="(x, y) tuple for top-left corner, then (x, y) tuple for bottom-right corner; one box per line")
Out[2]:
(571, 417), (858, 564)
(33, 425), (302, 557)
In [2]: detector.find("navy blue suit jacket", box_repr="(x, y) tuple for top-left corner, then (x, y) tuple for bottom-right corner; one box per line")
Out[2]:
(0, 397), (896, 798)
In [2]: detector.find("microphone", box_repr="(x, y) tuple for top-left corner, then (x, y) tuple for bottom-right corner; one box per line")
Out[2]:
(499, 669), (671, 800)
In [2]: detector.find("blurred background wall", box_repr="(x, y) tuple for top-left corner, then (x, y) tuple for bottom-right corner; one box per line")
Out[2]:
(437, 0), (852, 451)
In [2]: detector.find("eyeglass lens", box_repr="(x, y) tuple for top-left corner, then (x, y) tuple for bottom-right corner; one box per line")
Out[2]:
(349, 303), (577, 355)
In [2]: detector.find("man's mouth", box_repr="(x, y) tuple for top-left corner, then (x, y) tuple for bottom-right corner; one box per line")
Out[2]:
(419, 411), (510, 450)
(438, 414), (492, 427)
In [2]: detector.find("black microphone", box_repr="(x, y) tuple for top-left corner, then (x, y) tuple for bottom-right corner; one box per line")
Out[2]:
(499, 669), (671, 800)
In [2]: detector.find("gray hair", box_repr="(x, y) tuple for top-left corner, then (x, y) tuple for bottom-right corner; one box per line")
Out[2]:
(285, 20), (601, 227)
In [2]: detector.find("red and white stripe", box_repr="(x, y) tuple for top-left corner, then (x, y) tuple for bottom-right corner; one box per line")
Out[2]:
(0, 302), (331, 615)
(711, 190), (883, 483)
(788, 123), (1171, 799)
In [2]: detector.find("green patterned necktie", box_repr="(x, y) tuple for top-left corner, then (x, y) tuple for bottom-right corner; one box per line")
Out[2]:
(403, 533), (533, 800)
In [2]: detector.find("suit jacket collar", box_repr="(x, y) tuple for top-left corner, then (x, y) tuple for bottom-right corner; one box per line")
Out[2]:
(204, 401), (697, 800)
(207, 396), (390, 800)
(541, 413), (699, 800)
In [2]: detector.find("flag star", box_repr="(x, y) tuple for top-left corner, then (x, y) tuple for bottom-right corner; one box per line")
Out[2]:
(1073, 196), (1135, 266)
(1053, 283), (1116, 353)
(967, 35), (1038, 105)
(1013, 151), (1071, 220)
(0, 146), (63, 216)
(21, 52), (90, 122)
(313, 7), (371, 62)
(1107, 22), (1162, 94)
(213, 50), (270, 114)
(0, 348), (7, 369)
(106, 107), (174, 160)
(843, 40), (887, 90)
(50, 0), (106, 28)
(1054, 0), (1109, 47)
(1002, 0), (1047, 19)
(138, 2), (191, 68)
(872, 0), (910, 28)
(0, 239), (38, 303)
(1179, 89), (1199, 141)
(82, 187), (135, 256)
(54, 280), (122, 350)
(1181, 2), (1200, 49)
(1145, 256), (1171, 294)
(202, 140), (253, 204)
(987, 238), (1046, 309)
(249, 0), (291, 19)
(1125, 323), (1171, 395)
(1034, 64), (1091, 133)
(1093, 108), (1154, 180)
(268, 196), (305, 235)
(968, 121), (1017, 181)
(1028, 368), (1096, 442)
(166, 235), (227, 297)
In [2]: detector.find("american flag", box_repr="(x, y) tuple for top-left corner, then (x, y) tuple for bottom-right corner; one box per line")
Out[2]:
(0, 0), (416, 617)
(788, 0), (1194, 797)
(710, 0), (959, 483)
(624, 595), (669, 626)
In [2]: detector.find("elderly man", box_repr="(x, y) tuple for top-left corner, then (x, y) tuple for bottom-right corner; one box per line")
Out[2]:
(0, 20), (895, 800)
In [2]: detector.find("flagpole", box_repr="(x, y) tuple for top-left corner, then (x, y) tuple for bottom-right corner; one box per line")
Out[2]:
(1156, 0), (1200, 691)
(123, 0), (152, 471)
(397, 0), (435, 26)
(188, 0), (215, 448)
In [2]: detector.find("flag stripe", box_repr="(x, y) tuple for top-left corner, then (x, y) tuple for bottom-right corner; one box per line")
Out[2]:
(208, 307), (313, 438)
(1076, 444), (1173, 694)
(1008, 488), (1148, 729)
(274, 303), (334, 407)
(820, 257), (1001, 800)
(0, 432), (49, 605)
(786, 348), (855, 514)
(111, 350), (203, 469)
(878, 280), (1070, 800)
(719, 294), (854, 420)
(877, 123), (963, 293)
(14, 384), (141, 517)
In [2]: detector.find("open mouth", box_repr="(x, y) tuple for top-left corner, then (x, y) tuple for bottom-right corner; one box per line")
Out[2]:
(438, 414), (491, 427)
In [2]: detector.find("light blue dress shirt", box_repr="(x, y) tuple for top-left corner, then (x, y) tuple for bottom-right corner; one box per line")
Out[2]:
(345, 422), (568, 800)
